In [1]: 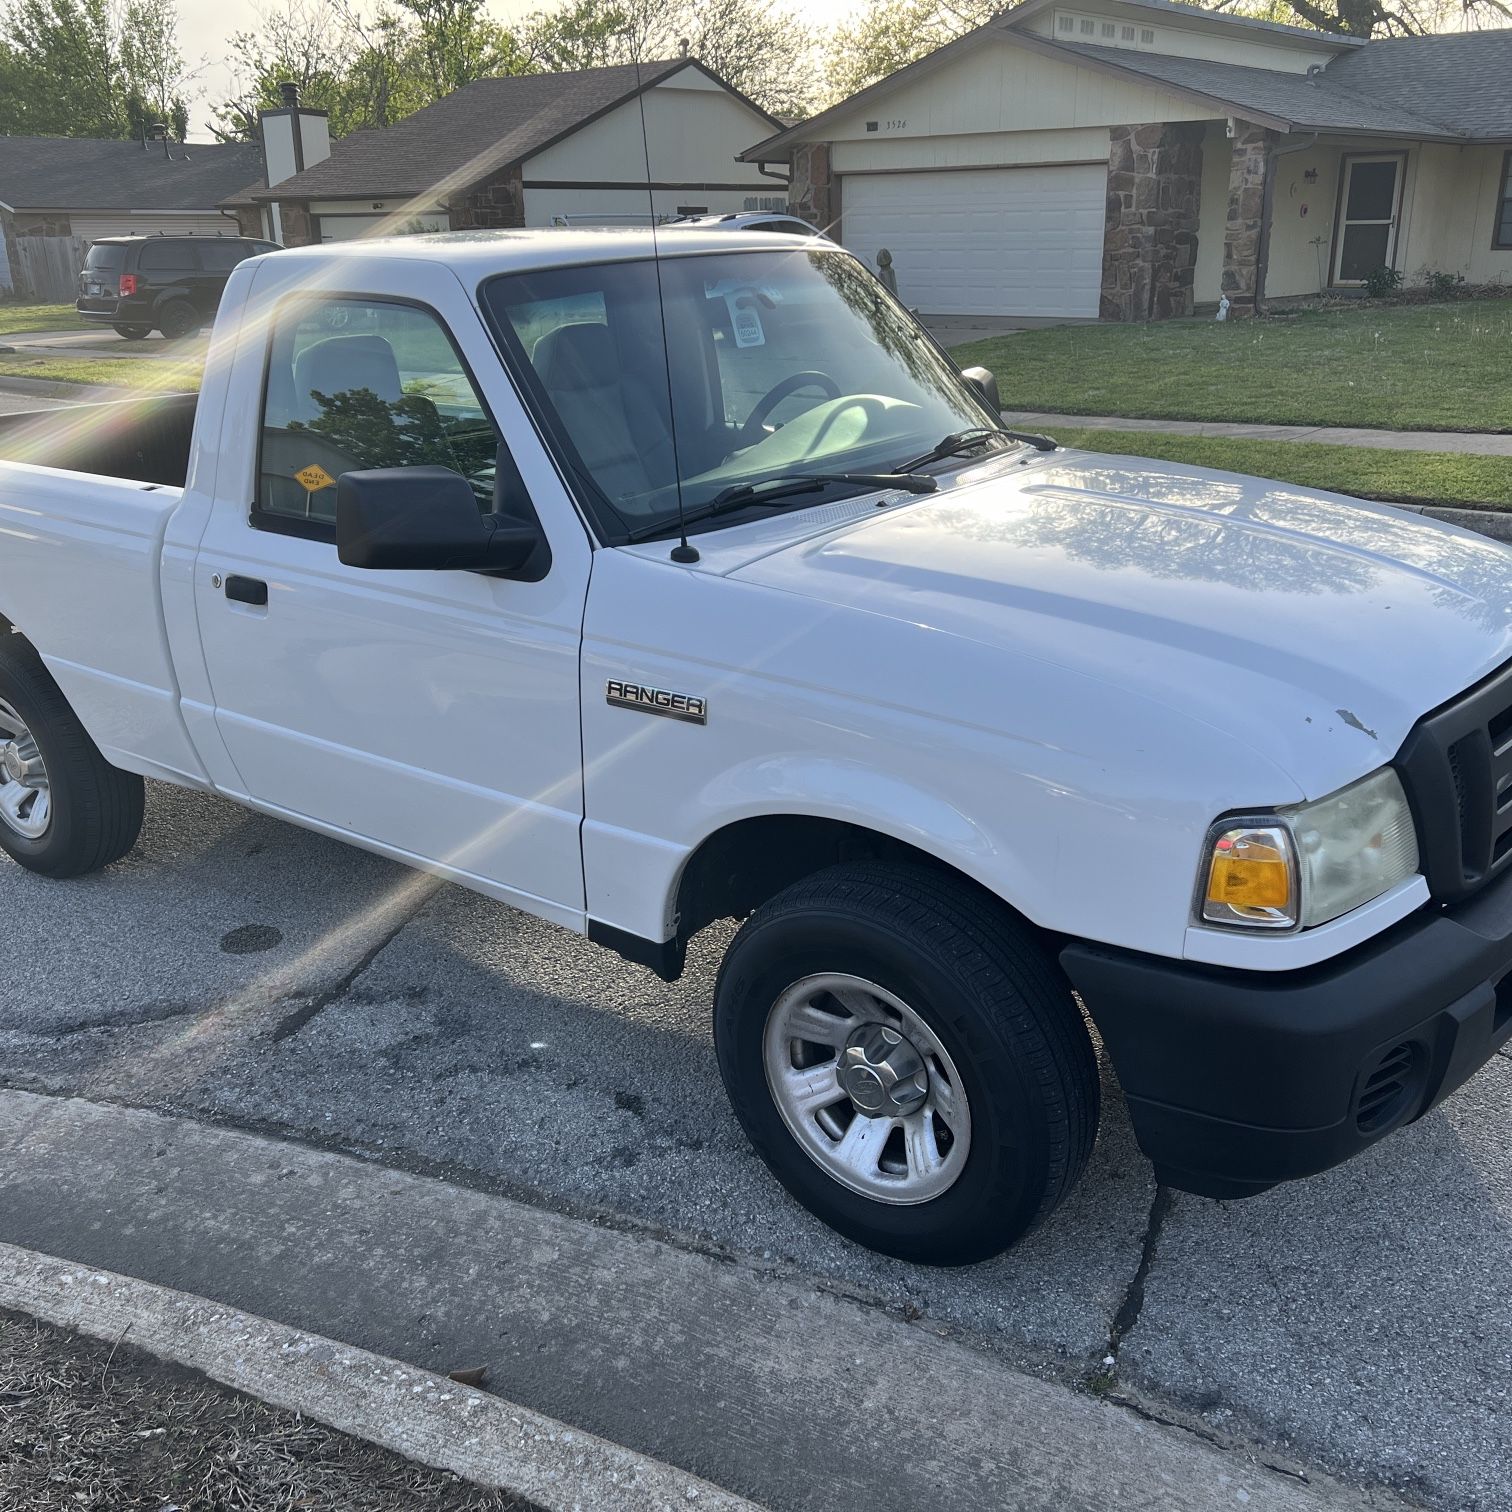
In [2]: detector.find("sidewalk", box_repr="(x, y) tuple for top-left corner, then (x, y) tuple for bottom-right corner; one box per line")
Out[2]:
(1005, 409), (1512, 457)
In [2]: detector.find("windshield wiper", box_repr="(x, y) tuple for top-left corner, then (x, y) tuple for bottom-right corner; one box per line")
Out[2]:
(624, 471), (937, 544)
(896, 425), (1057, 473)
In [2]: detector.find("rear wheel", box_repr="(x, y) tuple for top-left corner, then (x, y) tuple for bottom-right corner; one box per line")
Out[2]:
(157, 302), (198, 340)
(0, 636), (143, 877)
(113, 324), (150, 340)
(714, 861), (1099, 1265)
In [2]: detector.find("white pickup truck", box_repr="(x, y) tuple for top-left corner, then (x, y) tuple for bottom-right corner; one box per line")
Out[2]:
(2, 230), (1510, 1265)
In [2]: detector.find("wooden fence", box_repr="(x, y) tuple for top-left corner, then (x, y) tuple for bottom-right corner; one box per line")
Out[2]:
(7, 235), (86, 303)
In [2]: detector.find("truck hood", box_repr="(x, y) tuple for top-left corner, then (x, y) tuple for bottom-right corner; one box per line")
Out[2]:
(727, 451), (1512, 796)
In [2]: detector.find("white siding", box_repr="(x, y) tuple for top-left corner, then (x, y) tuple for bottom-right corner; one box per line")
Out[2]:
(840, 165), (1106, 317)
(1021, 1), (1342, 72)
(819, 40), (1215, 146)
(522, 67), (774, 208)
(72, 213), (231, 240)
(832, 126), (1109, 174)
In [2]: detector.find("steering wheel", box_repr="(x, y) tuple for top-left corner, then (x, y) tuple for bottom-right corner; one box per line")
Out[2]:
(739, 371), (841, 446)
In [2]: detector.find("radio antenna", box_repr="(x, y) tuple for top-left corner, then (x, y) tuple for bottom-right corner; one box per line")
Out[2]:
(632, 53), (699, 564)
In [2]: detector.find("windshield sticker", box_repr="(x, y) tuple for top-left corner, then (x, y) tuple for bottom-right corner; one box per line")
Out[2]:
(295, 463), (336, 493)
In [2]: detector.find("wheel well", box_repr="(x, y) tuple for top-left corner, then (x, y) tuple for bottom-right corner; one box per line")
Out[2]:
(591, 815), (1028, 982)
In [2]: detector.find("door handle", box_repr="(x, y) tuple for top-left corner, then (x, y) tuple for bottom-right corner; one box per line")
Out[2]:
(224, 574), (268, 606)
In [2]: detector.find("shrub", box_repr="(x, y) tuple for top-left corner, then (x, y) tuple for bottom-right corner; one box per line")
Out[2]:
(1420, 268), (1468, 299)
(1362, 265), (1405, 298)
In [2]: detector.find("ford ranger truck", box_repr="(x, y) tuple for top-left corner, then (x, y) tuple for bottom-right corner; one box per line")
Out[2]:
(0, 230), (1509, 1266)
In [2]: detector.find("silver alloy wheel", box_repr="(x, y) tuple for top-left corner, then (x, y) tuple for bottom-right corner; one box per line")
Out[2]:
(763, 973), (972, 1205)
(0, 697), (50, 840)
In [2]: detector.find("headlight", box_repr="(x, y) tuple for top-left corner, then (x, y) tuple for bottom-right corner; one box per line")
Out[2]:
(1200, 767), (1419, 931)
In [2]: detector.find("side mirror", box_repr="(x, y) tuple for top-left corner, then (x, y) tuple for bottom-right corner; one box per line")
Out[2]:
(959, 365), (1001, 415)
(336, 466), (540, 573)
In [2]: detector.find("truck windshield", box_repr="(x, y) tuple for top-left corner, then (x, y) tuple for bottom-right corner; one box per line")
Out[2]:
(481, 248), (994, 542)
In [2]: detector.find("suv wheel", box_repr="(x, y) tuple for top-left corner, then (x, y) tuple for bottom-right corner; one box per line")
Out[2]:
(0, 635), (144, 877)
(714, 861), (1099, 1265)
(158, 302), (199, 340)
(113, 324), (150, 340)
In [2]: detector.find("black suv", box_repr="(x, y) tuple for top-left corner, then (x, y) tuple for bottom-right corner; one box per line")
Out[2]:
(77, 234), (280, 340)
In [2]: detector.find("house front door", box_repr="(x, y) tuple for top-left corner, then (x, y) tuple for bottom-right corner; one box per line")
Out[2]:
(1332, 154), (1405, 286)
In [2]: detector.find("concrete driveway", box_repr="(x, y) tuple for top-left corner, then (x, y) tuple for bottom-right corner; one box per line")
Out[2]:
(0, 782), (1507, 1510)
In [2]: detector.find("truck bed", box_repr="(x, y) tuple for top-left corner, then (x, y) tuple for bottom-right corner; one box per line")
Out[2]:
(0, 393), (196, 487)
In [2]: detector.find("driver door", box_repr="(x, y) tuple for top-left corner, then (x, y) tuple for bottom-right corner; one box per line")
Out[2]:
(189, 276), (592, 924)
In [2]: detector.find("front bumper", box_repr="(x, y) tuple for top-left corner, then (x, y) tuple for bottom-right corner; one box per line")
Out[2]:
(1061, 868), (1512, 1199)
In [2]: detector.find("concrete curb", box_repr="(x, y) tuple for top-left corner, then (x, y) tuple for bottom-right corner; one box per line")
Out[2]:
(0, 1239), (762, 1512)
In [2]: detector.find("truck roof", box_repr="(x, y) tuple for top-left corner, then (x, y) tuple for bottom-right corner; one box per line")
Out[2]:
(263, 226), (827, 276)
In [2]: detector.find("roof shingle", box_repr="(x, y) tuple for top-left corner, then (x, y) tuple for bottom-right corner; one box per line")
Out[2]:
(250, 60), (693, 202)
(1053, 41), (1466, 138)
(1326, 29), (1512, 139)
(0, 136), (264, 212)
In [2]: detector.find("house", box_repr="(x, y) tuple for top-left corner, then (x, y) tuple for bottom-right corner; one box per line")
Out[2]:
(739, 0), (1512, 321)
(223, 60), (785, 246)
(0, 135), (263, 296)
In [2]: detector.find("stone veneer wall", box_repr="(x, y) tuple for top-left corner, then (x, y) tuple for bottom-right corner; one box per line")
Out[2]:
(1221, 123), (1278, 313)
(449, 166), (526, 231)
(787, 144), (837, 236)
(1100, 122), (1204, 322)
(277, 202), (315, 247)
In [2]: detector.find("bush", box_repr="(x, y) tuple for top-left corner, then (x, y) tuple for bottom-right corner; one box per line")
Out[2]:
(1362, 265), (1405, 298)
(1420, 268), (1468, 299)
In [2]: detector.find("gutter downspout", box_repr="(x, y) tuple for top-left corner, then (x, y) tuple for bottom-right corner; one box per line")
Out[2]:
(756, 161), (791, 186)
(1254, 131), (1317, 316)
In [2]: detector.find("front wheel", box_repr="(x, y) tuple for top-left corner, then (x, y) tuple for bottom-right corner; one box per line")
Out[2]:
(0, 635), (143, 877)
(714, 861), (1099, 1265)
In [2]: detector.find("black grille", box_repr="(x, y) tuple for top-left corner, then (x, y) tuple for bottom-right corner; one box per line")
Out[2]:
(1397, 658), (1512, 903)
(1356, 1042), (1420, 1135)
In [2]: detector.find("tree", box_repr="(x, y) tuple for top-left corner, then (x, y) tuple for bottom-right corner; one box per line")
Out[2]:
(0, 0), (193, 138)
(212, 0), (534, 142)
(523, 0), (818, 117)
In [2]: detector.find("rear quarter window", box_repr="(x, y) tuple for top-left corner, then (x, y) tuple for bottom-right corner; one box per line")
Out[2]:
(84, 244), (125, 270)
(137, 241), (200, 272)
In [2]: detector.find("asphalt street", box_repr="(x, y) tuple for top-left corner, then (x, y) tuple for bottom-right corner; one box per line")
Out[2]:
(0, 781), (1508, 1509)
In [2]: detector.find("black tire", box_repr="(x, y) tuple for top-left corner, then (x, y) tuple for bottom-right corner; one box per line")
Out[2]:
(113, 324), (150, 340)
(0, 635), (143, 878)
(714, 861), (1098, 1266)
(157, 302), (199, 340)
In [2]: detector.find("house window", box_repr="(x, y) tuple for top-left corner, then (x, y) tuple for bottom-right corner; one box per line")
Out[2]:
(1080, 17), (1095, 33)
(1140, 27), (1156, 42)
(1101, 21), (1116, 35)
(1496, 151), (1512, 251)
(1057, 13), (1074, 29)
(1121, 24), (1136, 38)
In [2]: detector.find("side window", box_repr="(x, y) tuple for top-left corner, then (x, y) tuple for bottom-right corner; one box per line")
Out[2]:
(137, 240), (198, 272)
(199, 240), (251, 271)
(257, 298), (500, 531)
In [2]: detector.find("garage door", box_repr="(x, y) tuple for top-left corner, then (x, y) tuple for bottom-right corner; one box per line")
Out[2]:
(839, 165), (1105, 318)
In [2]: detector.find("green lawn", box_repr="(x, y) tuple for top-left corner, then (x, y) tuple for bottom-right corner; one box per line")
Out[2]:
(0, 303), (77, 336)
(955, 299), (1512, 433)
(1052, 426), (1512, 511)
(0, 353), (201, 391)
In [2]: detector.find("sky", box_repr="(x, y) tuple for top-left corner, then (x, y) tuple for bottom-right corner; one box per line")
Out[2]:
(177, 0), (861, 139)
